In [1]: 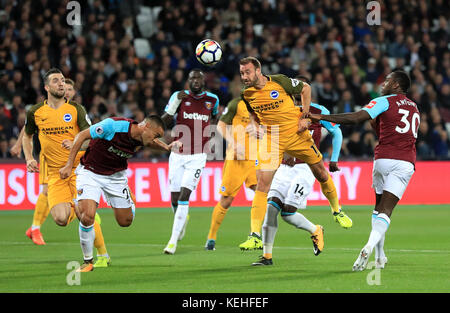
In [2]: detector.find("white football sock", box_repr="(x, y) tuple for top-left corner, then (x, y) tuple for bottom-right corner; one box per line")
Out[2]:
(79, 222), (95, 261)
(282, 212), (317, 234)
(372, 211), (386, 259)
(367, 213), (390, 253)
(168, 202), (189, 244)
(262, 202), (280, 256)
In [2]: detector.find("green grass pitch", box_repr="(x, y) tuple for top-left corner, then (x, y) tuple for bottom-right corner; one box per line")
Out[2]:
(0, 205), (449, 293)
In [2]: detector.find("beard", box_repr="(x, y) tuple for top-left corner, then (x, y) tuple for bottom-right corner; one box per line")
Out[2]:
(243, 75), (258, 88)
(49, 89), (65, 99)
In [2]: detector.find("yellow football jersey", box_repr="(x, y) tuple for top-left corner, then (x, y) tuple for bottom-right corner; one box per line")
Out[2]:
(241, 74), (304, 132)
(25, 100), (91, 168)
(220, 98), (258, 160)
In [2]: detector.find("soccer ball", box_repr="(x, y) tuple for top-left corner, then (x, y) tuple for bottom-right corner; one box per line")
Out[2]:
(195, 39), (222, 66)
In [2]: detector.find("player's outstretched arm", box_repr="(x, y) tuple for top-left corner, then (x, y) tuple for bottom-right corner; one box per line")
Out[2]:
(60, 128), (91, 179)
(148, 138), (182, 153)
(22, 132), (38, 173)
(309, 110), (371, 125)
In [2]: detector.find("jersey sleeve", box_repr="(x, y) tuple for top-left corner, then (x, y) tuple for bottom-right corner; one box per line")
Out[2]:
(164, 91), (184, 115)
(25, 107), (38, 135)
(317, 104), (342, 163)
(212, 99), (219, 117)
(74, 102), (91, 130)
(205, 92), (220, 117)
(219, 98), (239, 124)
(89, 118), (116, 140)
(270, 74), (304, 96)
(362, 96), (390, 119)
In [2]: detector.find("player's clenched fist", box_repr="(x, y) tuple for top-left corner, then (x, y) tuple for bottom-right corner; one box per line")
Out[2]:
(246, 124), (265, 139)
(168, 140), (183, 151)
(61, 139), (73, 150)
(297, 117), (311, 134)
(59, 164), (72, 179)
(26, 159), (39, 173)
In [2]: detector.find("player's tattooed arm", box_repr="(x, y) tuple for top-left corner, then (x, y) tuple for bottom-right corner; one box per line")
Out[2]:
(10, 126), (25, 158)
(61, 139), (90, 151)
(308, 110), (371, 125)
(297, 82), (312, 133)
(59, 128), (91, 179)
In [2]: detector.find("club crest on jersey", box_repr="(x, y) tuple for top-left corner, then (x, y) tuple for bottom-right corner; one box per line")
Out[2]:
(205, 101), (213, 110)
(270, 90), (279, 99)
(221, 186), (226, 192)
(77, 189), (83, 195)
(63, 113), (72, 122)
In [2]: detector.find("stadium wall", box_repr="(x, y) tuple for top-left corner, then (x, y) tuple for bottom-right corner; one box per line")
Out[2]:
(0, 161), (449, 210)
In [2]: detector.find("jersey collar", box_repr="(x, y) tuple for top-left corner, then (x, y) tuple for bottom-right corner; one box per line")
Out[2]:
(188, 90), (206, 98)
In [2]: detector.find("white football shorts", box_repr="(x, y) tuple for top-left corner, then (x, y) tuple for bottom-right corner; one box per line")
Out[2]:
(75, 164), (133, 209)
(168, 152), (207, 192)
(372, 158), (415, 199)
(268, 163), (316, 209)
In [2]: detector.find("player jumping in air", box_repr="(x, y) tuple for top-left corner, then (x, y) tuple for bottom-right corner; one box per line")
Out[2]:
(308, 71), (419, 271)
(253, 76), (343, 265)
(60, 115), (181, 272)
(205, 97), (258, 251)
(238, 57), (352, 254)
(161, 69), (219, 254)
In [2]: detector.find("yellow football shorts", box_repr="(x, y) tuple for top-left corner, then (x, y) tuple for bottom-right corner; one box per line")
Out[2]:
(256, 127), (322, 171)
(220, 159), (257, 197)
(38, 153), (49, 185)
(46, 166), (77, 209)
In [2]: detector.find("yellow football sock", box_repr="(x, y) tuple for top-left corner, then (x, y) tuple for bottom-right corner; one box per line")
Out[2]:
(250, 190), (268, 235)
(94, 221), (108, 256)
(207, 203), (228, 240)
(263, 253), (272, 259)
(32, 192), (49, 226)
(319, 174), (340, 213)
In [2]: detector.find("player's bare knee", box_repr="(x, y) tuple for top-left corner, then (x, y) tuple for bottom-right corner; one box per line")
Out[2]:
(267, 197), (283, 210)
(282, 204), (297, 214)
(314, 168), (329, 183)
(117, 216), (133, 227)
(41, 185), (48, 196)
(51, 206), (70, 226)
(220, 196), (234, 209)
(80, 215), (95, 227)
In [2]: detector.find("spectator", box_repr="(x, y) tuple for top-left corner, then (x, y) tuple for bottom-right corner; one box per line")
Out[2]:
(0, 0), (448, 160)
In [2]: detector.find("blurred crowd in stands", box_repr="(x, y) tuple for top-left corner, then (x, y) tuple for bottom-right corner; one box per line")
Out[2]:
(0, 0), (449, 160)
